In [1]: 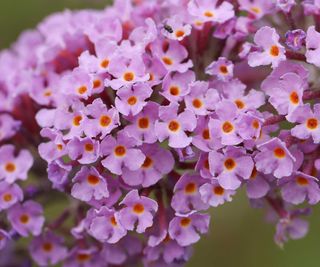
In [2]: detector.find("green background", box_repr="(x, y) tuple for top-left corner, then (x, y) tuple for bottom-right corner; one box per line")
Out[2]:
(0, 1), (319, 266)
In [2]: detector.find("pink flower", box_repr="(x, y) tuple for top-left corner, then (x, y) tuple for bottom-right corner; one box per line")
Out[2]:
(248, 26), (286, 68)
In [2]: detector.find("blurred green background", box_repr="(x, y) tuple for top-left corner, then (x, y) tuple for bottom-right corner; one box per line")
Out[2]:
(0, 1), (319, 266)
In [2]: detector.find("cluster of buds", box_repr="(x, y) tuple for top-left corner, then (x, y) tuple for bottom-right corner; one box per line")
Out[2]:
(1, 0), (320, 266)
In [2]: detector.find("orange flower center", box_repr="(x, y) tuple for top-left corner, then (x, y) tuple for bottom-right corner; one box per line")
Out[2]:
(219, 65), (228, 74)
(73, 115), (82, 126)
(93, 79), (102, 89)
(162, 57), (173, 65)
(204, 11), (214, 17)
(224, 158), (236, 170)
(77, 253), (91, 262)
(222, 121), (234, 133)
(175, 30), (185, 38)
(114, 145), (126, 157)
(270, 45), (280, 57)
(169, 86), (180, 96)
(77, 85), (88, 95)
(3, 193), (12, 202)
(234, 99), (245, 109)
(110, 216), (117, 226)
(20, 214), (30, 224)
(87, 175), (100, 185)
(42, 242), (53, 252)
(100, 115), (111, 127)
(180, 217), (191, 227)
(138, 117), (149, 129)
(168, 120), (180, 132)
(56, 144), (63, 151)
(296, 176), (309, 186)
(43, 89), (52, 97)
(184, 182), (197, 194)
(306, 118), (318, 130)
(250, 167), (258, 180)
(213, 186), (224, 195)
(5, 162), (16, 173)
(289, 91), (299, 105)
(274, 147), (286, 158)
(142, 156), (153, 168)
(100, 59), (109, 68)
(127, 96), (138, 105)
(84, 143), (94, 152)
(123, 72), (135, 82)
(202, 128), (210, 140)
(133, 203), (145, 214)
(192, 98), (203, 108)
(252, 120), (260, 129)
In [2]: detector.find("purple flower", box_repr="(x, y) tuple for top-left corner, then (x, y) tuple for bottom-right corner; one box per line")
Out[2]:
(150, 39), (193, 73)
(188, 0), (235, 24)
(199, 180), (236, 207)
(206, 57), (234, 81)
(145, 230), (192, 264)
(280, 171), (320, 205)
(192, 116), (223, 152)
(7, 200), (45, 237)
(208, 100), (243, 146)
(262, 73), (305, 118)
(248, 26), (286, 68)
(115, 83), (152, 116)
(161, 16), (192, 41)
(60, 67), (93, 99)
(86, 206), (127, 243)
(171, 173), (208, 214)
(38, 128), (66, 163)
(155, 103), (196, 148)
(221, 79), (265, 112)
(161, 70), (195, 103)
(100, 131), (145, 175)
(106, 54), (149, 90)
(83, 98), (120, 138)
(71, 166), (109, 202)
(184, 81), (220, 116)
(290, 103), (320, 143)
(254, 138), (296, 178)
(0, 181), (23, 211)
(118, 190), (158, 233)
(124, 101), (159, 144)
(0, 145), (33, 183)
(239, 0), (275, 19)
(209, 147), (254, 190)
(67, 137), (100, 164)
(168, 212), (210, 246)
(122, 144), (174, 187)
(29, 232), (68, 266)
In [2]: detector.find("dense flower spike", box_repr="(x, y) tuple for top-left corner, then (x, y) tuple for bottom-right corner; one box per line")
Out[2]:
(1, 0), (320, 266)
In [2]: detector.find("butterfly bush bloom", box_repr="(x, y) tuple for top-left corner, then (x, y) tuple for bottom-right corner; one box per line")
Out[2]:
(7, 201), (45, 237)
(248, 26), (286, 68)
(2, 0), (320, 265)
(119, 190), (158, 233)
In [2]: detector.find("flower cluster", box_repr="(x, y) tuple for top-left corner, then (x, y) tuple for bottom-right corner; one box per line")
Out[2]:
(1, 0), (320, 266)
